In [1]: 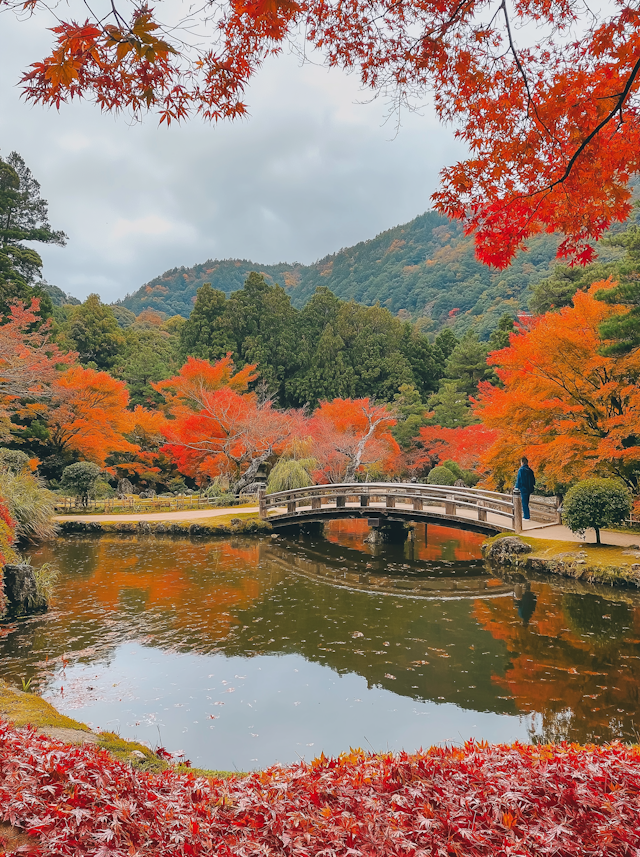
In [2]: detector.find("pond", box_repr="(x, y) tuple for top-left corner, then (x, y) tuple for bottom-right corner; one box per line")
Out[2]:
(2, 520), (640, 771)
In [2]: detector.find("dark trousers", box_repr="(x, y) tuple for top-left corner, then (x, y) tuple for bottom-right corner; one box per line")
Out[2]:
(522, 492), (531, 520)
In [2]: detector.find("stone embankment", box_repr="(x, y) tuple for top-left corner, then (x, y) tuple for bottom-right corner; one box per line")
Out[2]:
(0, 564), (48, 619)
(483, 535), (640, 587)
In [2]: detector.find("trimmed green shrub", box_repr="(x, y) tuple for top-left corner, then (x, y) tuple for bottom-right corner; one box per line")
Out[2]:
(562, 478), (631, 544)
(442, 460), (463, 480)
(93, 479), (116, 499)
(427, 465), (456, 486)
(442, 459), (479, 487)
(0, 470), (58, 542)
(60, 462), (102, 506)
(267, 458), (316, 493)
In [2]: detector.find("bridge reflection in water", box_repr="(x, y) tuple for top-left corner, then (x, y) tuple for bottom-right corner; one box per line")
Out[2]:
(271, 518), (514, 600)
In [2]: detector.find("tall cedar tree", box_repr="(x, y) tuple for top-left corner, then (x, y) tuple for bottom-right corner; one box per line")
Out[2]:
(180, 278), (443, 407)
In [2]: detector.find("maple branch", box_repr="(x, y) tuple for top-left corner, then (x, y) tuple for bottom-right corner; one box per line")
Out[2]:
(499, 0), (559, 146)
(547, 52), (640, 191)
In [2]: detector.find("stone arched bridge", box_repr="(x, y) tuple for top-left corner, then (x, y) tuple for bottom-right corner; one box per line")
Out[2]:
(258, 482), (554, 535)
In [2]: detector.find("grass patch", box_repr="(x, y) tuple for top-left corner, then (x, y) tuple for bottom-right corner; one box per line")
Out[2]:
(518, 536), (640, 568)
(0, 679), (91, 732)
(188, 511), (262, 527)
(484, 533), (640, 586)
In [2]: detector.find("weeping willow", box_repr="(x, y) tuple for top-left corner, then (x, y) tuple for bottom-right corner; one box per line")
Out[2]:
(267, 458), (316, 493)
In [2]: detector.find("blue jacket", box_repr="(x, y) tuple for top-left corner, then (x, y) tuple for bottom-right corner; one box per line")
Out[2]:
(515, 464), (536, 496)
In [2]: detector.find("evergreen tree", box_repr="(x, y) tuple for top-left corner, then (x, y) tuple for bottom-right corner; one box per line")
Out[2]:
(402, 326), (444, 398)
(0, 152), (65, 319)
(392, 384), (428, 448)
(596, 225), (640, 354)
(224, 272), (299, 400)
(488, 313), (517, 351)
(286, 323), (356, 405)
(58, 294), (126, 370)
(179, 282), (234, 360)
(435, 328), (459, 362)
(529, 266), (596, 315)
(120, 327), (180, 406)
(445, 332), (495, 395)
(427, 381), (475, 428)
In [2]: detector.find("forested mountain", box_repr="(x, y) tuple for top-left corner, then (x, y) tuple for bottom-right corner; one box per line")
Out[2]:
(119, 211), (564, 337)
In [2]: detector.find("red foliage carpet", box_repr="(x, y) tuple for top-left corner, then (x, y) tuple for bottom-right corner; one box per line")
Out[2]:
(1, 719), (639, 856)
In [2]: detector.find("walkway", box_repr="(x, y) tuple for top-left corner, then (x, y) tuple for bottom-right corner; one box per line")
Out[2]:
(54, 506), (259, 524)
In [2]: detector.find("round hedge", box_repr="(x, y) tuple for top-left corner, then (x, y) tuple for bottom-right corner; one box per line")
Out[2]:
(427, 466), (457, 486)
(561, 478), (631, 544)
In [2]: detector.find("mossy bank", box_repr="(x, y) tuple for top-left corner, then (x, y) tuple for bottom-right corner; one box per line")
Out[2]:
(483, 534), (640, 587)
(0, 680), (239, 779)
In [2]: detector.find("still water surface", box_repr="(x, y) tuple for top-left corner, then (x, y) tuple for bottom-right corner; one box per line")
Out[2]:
(1, 521), (638, 770)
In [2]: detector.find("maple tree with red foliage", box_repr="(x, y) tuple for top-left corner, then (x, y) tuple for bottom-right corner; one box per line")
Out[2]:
(46, 365), (142, 468)
(412, 423), (499, 474)
(0, 298), (75, 440)
(6, 0), (640, 266)
(1, 720), (640, 856)
(476, 281), (640, 490)
(310, 397), (399, 482)
(155, 355), (303, 492)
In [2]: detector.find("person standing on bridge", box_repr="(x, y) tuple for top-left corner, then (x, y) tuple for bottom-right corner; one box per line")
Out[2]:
(515, 457), (536, 521)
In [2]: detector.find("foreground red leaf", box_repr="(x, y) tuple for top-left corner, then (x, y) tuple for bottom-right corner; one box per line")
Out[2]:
(1, 719), (640, 855)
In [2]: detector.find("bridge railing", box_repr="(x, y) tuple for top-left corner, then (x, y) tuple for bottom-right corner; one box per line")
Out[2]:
(259, 482), (522, 532)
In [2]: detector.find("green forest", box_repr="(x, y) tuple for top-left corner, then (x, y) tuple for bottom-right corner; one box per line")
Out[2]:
(119, 211), (568, 338)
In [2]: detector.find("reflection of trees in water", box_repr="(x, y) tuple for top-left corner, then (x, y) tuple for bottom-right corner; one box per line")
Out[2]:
(562, 593), (632, 646)
(8, 535), (517, 715)
(528, 709), (575, 744)
(12, 535), (640, 746)
(474, 581), (640, 744)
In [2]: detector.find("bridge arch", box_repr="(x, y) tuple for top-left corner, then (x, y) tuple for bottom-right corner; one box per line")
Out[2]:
(259, 482), (525, 536)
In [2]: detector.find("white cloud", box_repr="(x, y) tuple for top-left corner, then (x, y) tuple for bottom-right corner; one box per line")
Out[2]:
(0, 9), (466, 303)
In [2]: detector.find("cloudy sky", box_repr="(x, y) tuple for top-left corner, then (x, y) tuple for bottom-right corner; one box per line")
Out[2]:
(0, 7), (464, 304)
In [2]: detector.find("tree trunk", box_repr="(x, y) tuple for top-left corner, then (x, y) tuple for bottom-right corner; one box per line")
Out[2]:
(233, 451), (271, 495)
(595, 526), (601, 545)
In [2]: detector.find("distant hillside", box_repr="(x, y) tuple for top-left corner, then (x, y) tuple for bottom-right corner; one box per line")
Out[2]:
(120, 211), (564, 337)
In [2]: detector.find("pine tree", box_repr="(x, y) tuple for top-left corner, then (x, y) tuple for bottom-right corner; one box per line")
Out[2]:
(0, 152), (66, 320)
